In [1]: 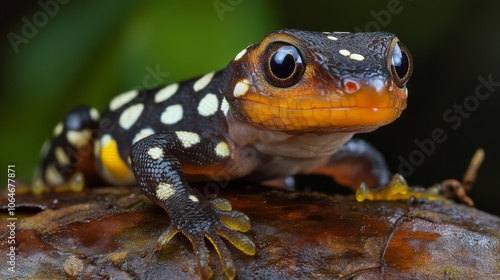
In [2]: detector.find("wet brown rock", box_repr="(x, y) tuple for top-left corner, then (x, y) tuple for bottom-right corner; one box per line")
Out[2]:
(1, 185), (499, 279)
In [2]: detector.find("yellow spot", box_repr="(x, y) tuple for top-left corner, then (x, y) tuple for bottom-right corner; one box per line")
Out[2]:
(156, 183), (175, 200)
(234, 47), (247, 61)
(161, 104), (183, 125)
(349, 53), (365, 61)
(175, 131), (200, 148)
(148, 146), (163, 160)
(233, 79), (250, 98)
(89, 108), (100, 121)
(67, 129), (92, 148)
(100, 135), (134, 183)
(45, 165), (63, 185)
(215, 141), (230, 158)
(53, 122), (63, 137)
(221, 98), (230, 116)
(339, 49), (351, 56)
(197, 93), (219, 117)
(55, 146), (70, 165)
(93, 139), (101, 158)
(155, 83), (179, 103)
(119, 103), (144, 130)
(109, 90), (139, 111)
(132, 128), (155, 145)
(193, 72), (215, 92)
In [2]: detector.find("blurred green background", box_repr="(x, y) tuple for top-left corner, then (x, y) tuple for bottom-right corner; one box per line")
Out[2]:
(1, 0), (499, 215)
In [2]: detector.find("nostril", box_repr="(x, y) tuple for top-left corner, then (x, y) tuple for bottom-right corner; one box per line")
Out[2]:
(343, 80), (360, 94)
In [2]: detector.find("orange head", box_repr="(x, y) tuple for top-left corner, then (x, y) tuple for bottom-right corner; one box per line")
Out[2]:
(221, 29), (412, 134)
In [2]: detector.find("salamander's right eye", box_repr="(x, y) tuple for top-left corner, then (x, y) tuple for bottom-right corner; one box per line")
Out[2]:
(388, 39), (413, 88)
(262, 42), (305, 88)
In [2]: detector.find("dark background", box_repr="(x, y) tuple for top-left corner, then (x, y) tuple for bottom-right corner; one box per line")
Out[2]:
(1, 0), (499, 216)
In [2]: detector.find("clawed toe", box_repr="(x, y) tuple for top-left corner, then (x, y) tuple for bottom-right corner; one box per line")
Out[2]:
(155, 198), (254, 279)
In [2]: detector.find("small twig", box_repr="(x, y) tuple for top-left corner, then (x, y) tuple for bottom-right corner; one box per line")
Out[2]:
(462, 148), (485, 192)
(438, 149), (484, 206)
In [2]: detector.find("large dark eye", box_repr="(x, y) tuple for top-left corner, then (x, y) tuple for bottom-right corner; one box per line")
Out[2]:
(389, 40), (412, 88)
(263, 43), (305, 88)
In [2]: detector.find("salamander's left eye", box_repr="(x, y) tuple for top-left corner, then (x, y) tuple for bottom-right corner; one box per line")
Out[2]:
(262, 42), (305, 88)
(388, 40), (412, 88)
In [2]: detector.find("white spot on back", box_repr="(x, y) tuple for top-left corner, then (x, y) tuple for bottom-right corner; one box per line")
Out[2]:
(327, 35), (338, 41)
(53, 122), (63, 137)
(109, 90), (139, 111)
(119, 103), (144, 130)
(93, 139), (101, 158)
(55, 146), (70, 165)
(221, 98), (230, 116)
(339, 49), (351, 56)
(66, 129), (92, 148)
(233, 79), (250, 97)
(189, 195), (199, 202)
(96, 135), (109, 162)
(215, 141), (230, 158)
(89, 108), (100, 121)
(161, 104), (183, 125)
(156, 182), (175, 200)
(197, 93), (219, 117)
(405, 88), (409, 98)
(155, 83), (179, 103)
(101, 134), (112, 146)
(234, 47), (247, 61)
(45, 165), (63, 185)
(175, 131), (200, 148)
(147, 146), (163, 160)
(132, 128), (155, 145)
(349, 53), (365, 61)
(193, 72), (215, 92)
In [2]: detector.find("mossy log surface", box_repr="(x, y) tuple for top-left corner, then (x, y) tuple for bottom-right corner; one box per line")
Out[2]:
(1, 185), (500, 279)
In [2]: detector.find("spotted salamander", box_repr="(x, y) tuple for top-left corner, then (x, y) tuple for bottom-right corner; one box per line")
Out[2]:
(35, 29), (412, 279)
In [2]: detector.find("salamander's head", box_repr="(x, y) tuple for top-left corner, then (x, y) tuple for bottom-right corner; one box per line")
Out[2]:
(221, 29), (412, 134)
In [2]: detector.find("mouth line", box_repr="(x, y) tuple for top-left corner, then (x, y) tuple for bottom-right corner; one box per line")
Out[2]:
(238, 98), (404, 131)
(240, 99), (404, 111)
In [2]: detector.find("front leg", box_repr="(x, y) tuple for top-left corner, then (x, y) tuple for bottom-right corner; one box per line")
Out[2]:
(130, 132), (255, 279)
(314, 138), (391, 190)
